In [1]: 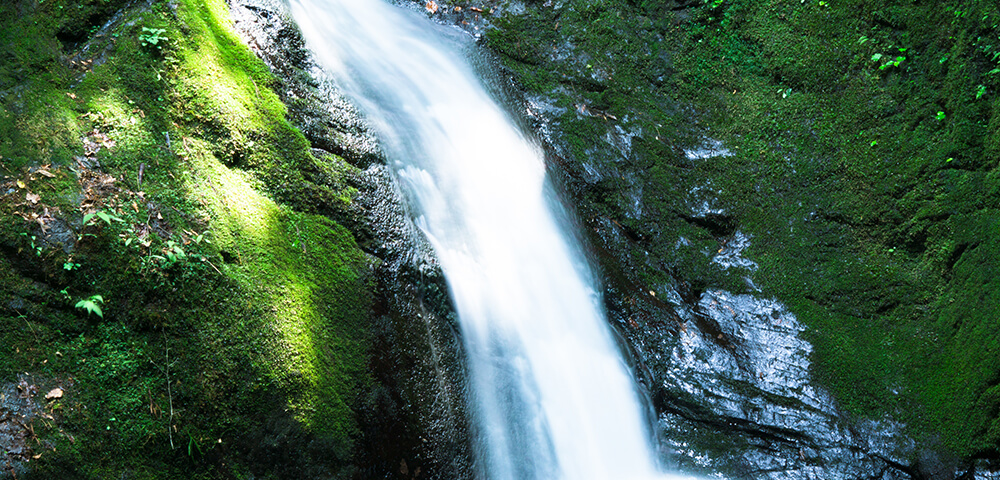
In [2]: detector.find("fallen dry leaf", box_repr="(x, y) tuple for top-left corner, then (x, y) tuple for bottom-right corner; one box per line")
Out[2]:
(16, 180), (26, 189)
(38, 169), (56, 178)
(26, 192), (40, 204)
(425, 0), (438, 13)
(45, 388), (63, 400)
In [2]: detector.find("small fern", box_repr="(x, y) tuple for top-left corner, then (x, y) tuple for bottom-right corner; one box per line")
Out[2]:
(75, 295), (105, 318)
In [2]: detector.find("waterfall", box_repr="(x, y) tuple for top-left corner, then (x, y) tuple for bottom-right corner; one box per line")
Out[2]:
(290, 1), (695, 478)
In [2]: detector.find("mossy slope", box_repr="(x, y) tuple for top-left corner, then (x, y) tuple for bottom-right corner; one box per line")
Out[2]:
(1, 0), (375, 477)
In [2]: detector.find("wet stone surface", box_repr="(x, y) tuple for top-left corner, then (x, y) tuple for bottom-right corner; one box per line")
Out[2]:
(536, 105), (956, 477)
(589, 174), (947, 478)
(656, 287), (915, 479)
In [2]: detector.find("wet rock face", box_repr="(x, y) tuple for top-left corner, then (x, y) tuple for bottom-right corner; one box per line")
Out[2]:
(355, 162), (473, 479)
(227, 1), (473, 477)
(556, 129), (960, 479)
(655, 289), (915, 479)
(533, 107), (936, 478)
(230, 0), (382, 169)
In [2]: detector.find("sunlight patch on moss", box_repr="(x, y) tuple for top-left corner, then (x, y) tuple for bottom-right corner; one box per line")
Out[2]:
(173, 0), (286, 143)
(179, 138), (365, 437)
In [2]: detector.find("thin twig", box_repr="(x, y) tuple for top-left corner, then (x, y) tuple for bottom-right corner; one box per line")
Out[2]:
(201, 257), (222, 275)
(250, 76), (260, 100)
(294, 223), (306, 254)
(164, 329), (174, 450)
(18, 311), (39, 343)
(150, 329), (177, 450)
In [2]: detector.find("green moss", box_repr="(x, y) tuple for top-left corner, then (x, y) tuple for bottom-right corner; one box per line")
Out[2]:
(0, 0), (376, 477)
(179, 138), (371, 441)
(486, 0), (1000, 462)
(678, 0), (1000, 458)
(671, 0), (1000, 457)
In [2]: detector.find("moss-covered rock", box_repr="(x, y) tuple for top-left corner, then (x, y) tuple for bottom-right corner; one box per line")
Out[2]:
(0, 0), (383, 477)
(476, 0), (1000, 474)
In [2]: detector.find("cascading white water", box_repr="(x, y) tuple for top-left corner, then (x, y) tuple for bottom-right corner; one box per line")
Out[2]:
(290, 1), (696, 478)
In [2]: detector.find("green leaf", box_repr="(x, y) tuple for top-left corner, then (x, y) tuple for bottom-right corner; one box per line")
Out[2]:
(75, 299), (103, 318)
(100, 211), (122, 224)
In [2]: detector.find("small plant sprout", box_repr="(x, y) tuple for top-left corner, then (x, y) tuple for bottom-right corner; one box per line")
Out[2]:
(184, 229), (211, 245)
(75, 295), (105, 318)
(874, 48), (907, 70)
(139, 27), (168, 48)
(63, 261), (80, 271)
(84, 211), (124, 227)
(936, 111), (947, 121)
(976, 85), (987, 100)
(165, 240), (187, 263)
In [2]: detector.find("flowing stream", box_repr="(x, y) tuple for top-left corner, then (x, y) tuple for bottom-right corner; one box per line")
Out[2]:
(290, 1), (695, 478)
